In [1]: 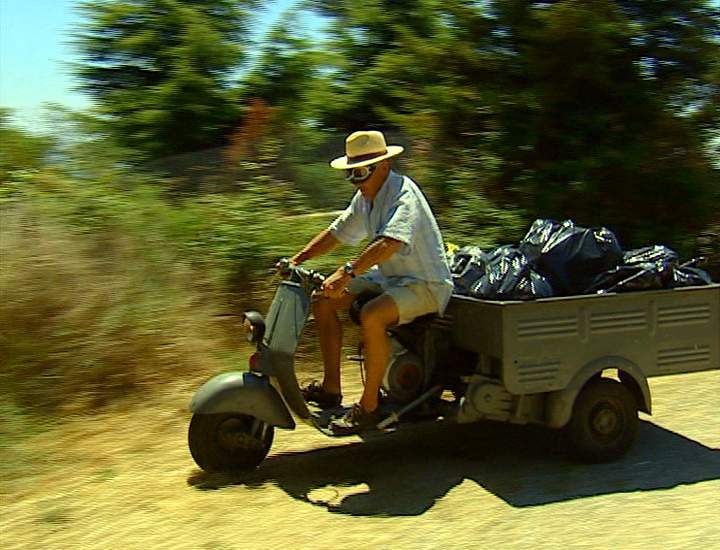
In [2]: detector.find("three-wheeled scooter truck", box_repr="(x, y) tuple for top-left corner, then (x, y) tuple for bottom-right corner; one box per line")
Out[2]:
(445, 283), (719, 460)
(188, 269), (719, 470)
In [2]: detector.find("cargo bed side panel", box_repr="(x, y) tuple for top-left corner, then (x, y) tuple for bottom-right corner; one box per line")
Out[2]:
(649, 286), (720, 376)
(501, 286), (719, 394)
(448, 285), (719, 396)
(503, 298), (587, 394)
(445, 297), (505, 358)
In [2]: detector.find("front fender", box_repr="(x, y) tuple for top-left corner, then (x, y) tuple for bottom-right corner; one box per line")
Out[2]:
(189, 371), (295, 429)
(545, 356), (651, 429)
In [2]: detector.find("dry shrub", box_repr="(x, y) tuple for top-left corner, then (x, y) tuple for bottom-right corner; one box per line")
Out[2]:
(0, 206), (246, 416)
(224, 98), (273, 165)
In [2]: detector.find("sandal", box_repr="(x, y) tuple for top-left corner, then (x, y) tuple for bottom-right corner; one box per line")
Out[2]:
(301, 381), (342, 409)
(329, 403), (379, 435)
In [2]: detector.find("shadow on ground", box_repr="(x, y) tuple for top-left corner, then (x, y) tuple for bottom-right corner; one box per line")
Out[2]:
(187, 420), (720, 516)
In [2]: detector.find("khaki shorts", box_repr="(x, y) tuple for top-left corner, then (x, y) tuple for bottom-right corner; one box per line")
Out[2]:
(348, 274), (441, 325)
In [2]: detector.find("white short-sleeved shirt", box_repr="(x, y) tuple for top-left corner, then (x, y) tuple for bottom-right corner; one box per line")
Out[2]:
(328, 170), (453, 313)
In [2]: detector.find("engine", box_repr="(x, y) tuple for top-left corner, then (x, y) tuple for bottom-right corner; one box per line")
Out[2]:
(381, 337), (426, 404)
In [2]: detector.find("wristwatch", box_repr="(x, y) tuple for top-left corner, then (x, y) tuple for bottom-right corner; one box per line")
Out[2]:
(343, 262), (356, 278)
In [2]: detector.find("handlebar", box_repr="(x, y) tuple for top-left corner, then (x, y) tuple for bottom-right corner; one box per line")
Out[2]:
(276, 258), (326, 289)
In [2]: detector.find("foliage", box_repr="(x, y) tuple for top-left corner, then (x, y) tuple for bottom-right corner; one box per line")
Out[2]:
(302, 0), (720, 250)
(483, 0), (720, 249)
(414, 150), (528, 248)
(310, 0), (456, 131)
(0, 108), (54, 183)
(0, 164), (333, 418)
(65, 0), (719, 249)
(241, 10), (327, 125)
(72, 0), (258, 158)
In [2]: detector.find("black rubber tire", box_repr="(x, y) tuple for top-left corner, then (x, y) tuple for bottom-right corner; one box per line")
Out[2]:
(565, 377), (638, 463)
(188, 413), (274, 472)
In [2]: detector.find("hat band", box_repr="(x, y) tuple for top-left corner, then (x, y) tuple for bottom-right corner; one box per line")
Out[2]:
(348, 150), (388, 164)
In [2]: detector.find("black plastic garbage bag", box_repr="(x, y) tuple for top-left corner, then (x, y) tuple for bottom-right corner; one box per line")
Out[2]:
(520, 219), (623, 295)
(624, 245), (679, 267)
(588, 264), (664, 293)
(519, 219), (564, 263)
(469, 247), (524, 299)
(469, 247), (554, 300)
(587, 245), (678, 293)
(450, 246), (489, 295)
(513, 270), (555, 300)
(672, 266), (713, 287)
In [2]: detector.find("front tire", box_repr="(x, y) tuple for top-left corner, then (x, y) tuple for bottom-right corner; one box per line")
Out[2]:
(188, 413), (274, 472)
(565, 377), (638, 463)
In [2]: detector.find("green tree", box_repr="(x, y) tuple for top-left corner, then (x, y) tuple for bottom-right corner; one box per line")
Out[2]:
(73, 0), (258, 158)
(486, 0), (720, 248)
(308, 0), (719, 248)
(311, 0), (460, 131)
(307, 1), (526, 242)
(242, 11), (325, 124)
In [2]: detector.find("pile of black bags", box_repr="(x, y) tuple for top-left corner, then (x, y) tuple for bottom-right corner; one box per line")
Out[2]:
(449, 219), (713, 300)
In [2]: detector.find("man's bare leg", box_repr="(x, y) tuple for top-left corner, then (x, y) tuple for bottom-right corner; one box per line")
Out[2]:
(312, 292), (356, 395)
(358, 294), (399, 412)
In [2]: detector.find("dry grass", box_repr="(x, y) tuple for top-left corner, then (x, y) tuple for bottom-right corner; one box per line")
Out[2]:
(0, 205), (247, 418)
(0, 167), (356, 427)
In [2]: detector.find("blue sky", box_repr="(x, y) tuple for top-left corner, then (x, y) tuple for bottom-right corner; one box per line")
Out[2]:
(0, 0), (302, 129)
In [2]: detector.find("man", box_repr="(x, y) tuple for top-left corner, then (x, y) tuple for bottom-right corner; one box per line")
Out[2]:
(289, 130), (452, 434)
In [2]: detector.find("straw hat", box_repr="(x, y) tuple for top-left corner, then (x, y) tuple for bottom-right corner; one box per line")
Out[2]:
(330, 130), (404, 169)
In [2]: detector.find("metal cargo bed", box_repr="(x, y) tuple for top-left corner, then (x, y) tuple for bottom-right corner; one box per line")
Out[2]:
(445, 284), (720, 396)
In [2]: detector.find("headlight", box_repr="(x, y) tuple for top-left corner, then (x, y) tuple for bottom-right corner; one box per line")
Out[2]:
(242, 310), (265, 343)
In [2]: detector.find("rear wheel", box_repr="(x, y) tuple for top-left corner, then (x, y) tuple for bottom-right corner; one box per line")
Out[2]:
(565, 377), (638, 463)
(188, 413), (274, 472)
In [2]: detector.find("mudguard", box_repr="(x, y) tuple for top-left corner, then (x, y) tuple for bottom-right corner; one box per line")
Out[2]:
(189, 371), (295, 429)
(545, 356), (651, 429)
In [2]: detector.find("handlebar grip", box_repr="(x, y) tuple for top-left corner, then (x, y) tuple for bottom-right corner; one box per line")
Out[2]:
(276, 257), (325, 287)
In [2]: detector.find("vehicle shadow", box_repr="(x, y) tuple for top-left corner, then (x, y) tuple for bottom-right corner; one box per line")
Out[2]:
(187, 420), (720, 516)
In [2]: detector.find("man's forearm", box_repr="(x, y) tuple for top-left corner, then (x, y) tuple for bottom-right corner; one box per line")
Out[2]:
(292, 229), (340, 264)
(350, 237), (403, 275)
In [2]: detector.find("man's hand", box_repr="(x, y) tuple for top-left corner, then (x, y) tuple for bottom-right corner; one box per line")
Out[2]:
(277, 250), (306, 276)
(321, 268), (351, 299)
(274, 258), (293, 278)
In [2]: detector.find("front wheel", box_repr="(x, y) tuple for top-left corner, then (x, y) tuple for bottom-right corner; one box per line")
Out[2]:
(188, 413), (274, 472)
(565, 377), (638, 463)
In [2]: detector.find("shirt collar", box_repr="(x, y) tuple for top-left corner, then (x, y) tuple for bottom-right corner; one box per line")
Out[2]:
(371, 169), (400, 207)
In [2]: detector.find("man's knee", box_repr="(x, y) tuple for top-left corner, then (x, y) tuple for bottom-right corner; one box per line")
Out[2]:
(313, 294), (350, 320)
(360, 295), (399, 330)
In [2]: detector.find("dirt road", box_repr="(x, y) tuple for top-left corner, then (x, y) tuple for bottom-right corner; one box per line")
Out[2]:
(2, 369), (719, 549)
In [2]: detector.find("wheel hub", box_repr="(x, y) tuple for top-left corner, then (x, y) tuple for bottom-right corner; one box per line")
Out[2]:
(591, 403), (620, 437)
(217, 418), (263, 451)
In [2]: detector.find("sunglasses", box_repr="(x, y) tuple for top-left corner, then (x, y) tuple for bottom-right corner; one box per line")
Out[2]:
(344, 164), (376, 184)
